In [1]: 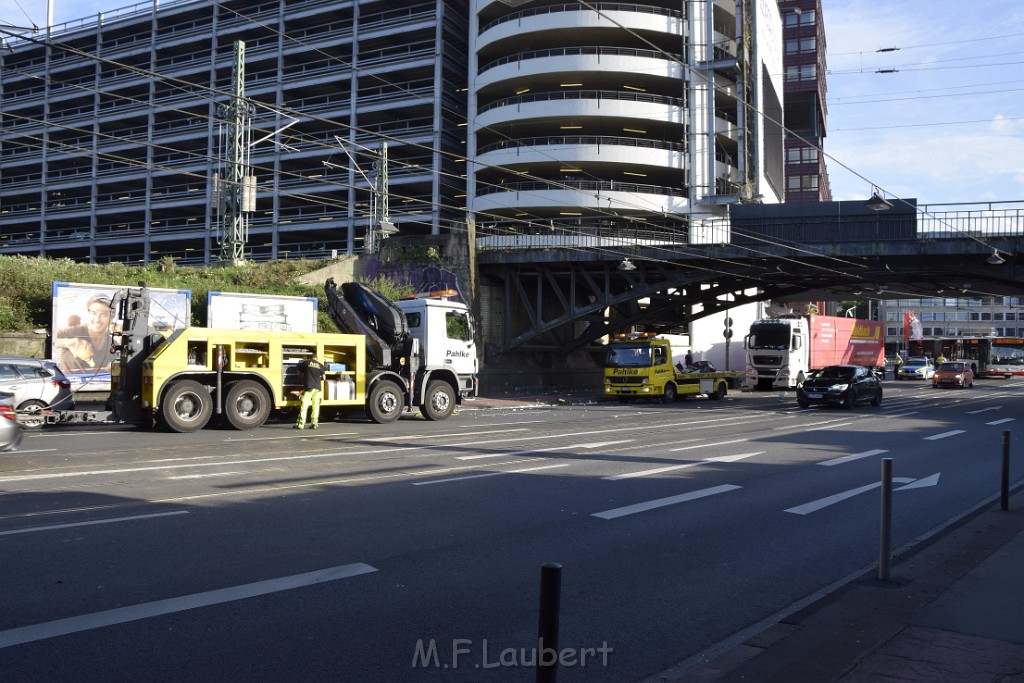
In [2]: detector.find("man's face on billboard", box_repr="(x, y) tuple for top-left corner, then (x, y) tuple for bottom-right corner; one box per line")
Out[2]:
(87, 301), (111, 334)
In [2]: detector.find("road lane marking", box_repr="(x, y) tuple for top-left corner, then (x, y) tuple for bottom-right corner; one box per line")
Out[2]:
(412, 463), (569, 486)
(667, 440), (749, 450)
(591, 484), (741, 520)
(604, 453), (762, 481)
(987, 418), (1015, 426)
(883, 411), (919, 418)
(771, 418), (851, 431)
(819, 449), (889, 467)
(0, 510), (189, 537)
(785, 478), (915, 515)
(924, 430), (966, 441)
(0, 563), (377, 649)
(2, 449), (58, 454)
(968, 407), (1003, 414)
(167, 472), (245, 480)
(455, 439), (633, 461)
(807, 422), (854, 431)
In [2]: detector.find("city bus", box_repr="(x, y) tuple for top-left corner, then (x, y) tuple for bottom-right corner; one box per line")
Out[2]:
(953, 337), (1024, 377)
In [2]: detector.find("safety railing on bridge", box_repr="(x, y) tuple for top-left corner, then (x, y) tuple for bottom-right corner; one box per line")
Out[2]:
(474, 200), (1024, 253)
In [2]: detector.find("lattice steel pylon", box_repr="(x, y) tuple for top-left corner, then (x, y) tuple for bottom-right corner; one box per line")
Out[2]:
(214, 40), (255, 266)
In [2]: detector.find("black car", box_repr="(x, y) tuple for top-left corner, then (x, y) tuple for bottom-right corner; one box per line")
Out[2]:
(797, 364), (883, 409)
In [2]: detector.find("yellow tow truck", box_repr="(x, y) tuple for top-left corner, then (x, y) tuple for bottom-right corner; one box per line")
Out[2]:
(603, 333), (742, 402)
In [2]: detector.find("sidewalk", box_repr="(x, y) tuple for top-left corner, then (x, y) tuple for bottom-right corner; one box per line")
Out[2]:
(659, 490), (1024, 683)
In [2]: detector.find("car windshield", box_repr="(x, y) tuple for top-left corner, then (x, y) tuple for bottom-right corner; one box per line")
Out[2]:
(939, 362), (965, 371)
(904, 359), (928, 367)
(605, 344), (652, 368)
(812, 366), (854, 380)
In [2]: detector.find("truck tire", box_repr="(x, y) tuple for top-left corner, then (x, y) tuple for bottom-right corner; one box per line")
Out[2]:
(662, 383), (677, 403)
(222, 380), (271, 430)
(708, 382), (726, 400)
(367, 380), (403, 424)
(420, 380), (456, 421)
(161, 379), (213, 433)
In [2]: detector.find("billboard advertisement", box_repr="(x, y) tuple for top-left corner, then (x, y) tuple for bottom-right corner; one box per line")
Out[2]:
(51, 282), (192, 390)
(206, 291), (318, 332)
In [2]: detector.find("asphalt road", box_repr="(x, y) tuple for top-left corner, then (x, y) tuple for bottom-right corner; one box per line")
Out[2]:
(1, 378), (1021, 682)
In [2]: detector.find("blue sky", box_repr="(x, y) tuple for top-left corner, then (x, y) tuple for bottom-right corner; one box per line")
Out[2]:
(4, 0), (1024, 208)
(821, 0), (1024, 207)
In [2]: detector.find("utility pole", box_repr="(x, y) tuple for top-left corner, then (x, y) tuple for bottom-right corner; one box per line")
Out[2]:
(214, 40), (255, 266)
(366, 142), (396, 253)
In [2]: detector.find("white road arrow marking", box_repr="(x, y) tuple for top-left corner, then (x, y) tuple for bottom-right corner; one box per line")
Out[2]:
(968, 406), (1003, 414)
(895, 473), (941, 490)
(987, 418), (1015, 426)
(592, 484), (741, 519)
(785, 478), (915, 515)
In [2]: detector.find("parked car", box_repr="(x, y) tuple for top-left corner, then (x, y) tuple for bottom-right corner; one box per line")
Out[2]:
(0, 391), (24, 451)
(932, 361), (974, 389)
(797, 364), (883, 409)
(0, 358), (75, 428)
(899, 357), (935, 380)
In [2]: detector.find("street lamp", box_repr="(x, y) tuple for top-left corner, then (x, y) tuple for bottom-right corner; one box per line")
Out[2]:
(986, 248), (1006, 265)
(865, 187), (893, 211)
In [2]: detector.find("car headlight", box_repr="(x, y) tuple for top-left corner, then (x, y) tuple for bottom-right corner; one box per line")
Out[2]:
(829, 383), (850, 392)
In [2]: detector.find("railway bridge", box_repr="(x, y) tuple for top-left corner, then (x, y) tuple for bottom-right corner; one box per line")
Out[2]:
(474, 199), (1024, 366)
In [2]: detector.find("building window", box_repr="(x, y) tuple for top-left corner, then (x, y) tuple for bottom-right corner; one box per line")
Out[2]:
(785, 9), (816, 27)
(785, 37), (816, 53)
(785, 64), (817, 82)
(786, 146), (818, 164)
(787, 175), (819, 191)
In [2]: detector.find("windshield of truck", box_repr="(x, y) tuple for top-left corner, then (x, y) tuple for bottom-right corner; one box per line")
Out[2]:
(747, 325), (791, 350)
(605, 344), (652, 367)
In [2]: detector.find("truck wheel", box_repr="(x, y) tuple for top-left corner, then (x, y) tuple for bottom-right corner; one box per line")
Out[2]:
(161, 380), (213, 433)
(420, 380), (456, 421)
(662, 383), (677, 403)
(222, 380), (271, 430)
(708, 383), (726, 400)
(367, 380), (403, 424)
(16, 400), (47, 429)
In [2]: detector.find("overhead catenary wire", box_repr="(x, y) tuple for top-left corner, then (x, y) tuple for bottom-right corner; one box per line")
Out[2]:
(0, 2), (1005, 281)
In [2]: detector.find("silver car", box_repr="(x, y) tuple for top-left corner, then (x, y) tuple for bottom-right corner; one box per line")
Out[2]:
(0, 357), (76, 428)
(0, 391), (24, 451)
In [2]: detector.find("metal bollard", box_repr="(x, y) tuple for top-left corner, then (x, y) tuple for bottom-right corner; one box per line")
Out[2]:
(879, 458), (893, 581)
(536, 563), (562, 683)
(1002, 431), (1011, 511)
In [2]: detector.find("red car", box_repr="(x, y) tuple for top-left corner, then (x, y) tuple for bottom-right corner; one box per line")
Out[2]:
(932, 361), (974, 389)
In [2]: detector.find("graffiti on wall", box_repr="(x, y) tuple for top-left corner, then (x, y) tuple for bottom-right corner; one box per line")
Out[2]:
(365, 261), (466, 304)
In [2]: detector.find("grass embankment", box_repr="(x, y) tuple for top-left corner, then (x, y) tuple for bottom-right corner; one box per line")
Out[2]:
(0, 255), (410, 332)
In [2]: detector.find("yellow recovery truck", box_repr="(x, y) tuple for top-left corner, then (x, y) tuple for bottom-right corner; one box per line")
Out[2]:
(603, 333), (742, 402)
(47, 280), (478, 432)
